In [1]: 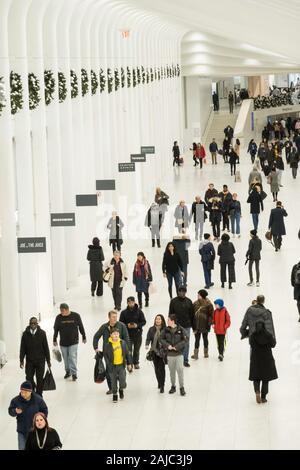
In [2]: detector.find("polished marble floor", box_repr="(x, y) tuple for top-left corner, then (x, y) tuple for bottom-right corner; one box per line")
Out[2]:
(1, 141), (300, 450)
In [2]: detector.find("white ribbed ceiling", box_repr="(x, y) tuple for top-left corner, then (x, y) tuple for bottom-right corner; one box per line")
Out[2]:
(126, 0), (300, 76)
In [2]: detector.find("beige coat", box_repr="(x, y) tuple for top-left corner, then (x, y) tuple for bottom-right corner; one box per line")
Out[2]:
(105, 260), (128, 288)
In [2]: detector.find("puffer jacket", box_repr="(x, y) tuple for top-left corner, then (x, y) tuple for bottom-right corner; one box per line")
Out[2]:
(212, 307), (231, 335)
(160, 325), (188, 356)
(240, 304), (276, 340)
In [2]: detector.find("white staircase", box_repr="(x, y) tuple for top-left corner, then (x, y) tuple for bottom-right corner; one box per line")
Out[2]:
(203, 110), (239, 149)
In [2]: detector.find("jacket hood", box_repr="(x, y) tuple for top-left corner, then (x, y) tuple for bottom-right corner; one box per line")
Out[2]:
(199, 240), (210, 250)
(249, 304), (267, 316)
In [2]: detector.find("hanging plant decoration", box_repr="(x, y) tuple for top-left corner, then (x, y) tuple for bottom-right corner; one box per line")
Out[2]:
(137, 67), (141, 85)
(10, 72), (23, 115)
(107, 68), (113, 94)
(91, 70), (98, 95)
(28, 73), (41, 110)
(44, 70), (55, 106)
(132, 68), (137, 88)
(141, 66), (146, 84)
(121, 67), (125, 88)
(0, 77), (6, 116)
(81, 68), (89, 96)
(99, 68), (106, 93)
(70, 69), (78, 99)
(58, 71), (67, 103)
(146, 68), (150, 84)
(114, 68), (120, 91)
(127, 66), (131, 88)
(176, 64), (180, 77)
(150, 67), (154, 82)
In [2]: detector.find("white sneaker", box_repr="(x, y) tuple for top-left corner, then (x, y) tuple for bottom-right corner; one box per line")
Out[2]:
(256, 282), (260, 287)
(247, 282), (254, 286)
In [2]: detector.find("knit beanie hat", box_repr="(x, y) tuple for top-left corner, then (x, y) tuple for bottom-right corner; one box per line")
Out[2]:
(20, 381), (33, 391)
(214, 299), (224, 309)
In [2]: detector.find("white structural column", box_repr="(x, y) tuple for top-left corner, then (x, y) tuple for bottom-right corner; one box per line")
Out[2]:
(0, 0), (21, 357)
(26, 0), (54, 316)
(8, 0), (39, 328)
(43, 0), (67, 301)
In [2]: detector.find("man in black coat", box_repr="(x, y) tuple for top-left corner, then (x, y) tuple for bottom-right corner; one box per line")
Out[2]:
(172, 232), (191, 285)
(19, 318), (51, 396)
(247, 185), (264, 230)
(291, 262), (300, 321)
(268, 201), (288, 251)
(120, 297), (146, 369)
(169, 286), (194, 367)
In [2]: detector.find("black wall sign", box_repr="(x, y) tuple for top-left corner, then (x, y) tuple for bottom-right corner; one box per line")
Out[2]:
(18, 237), (46, 253)
(118, 163), (135, 172)
(130, 154), (146, 163)
(51, 213), (76, 227)
(96, 180), (116, 190)
(76, 194), (98, 206)
(141, 146), (155, 154)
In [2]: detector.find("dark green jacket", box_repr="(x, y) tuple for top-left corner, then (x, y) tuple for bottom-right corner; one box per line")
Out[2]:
(93, 321), (130, 351)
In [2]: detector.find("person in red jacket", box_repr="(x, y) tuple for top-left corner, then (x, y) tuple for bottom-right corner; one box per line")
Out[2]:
(212, 299), (231, 361)
(196, 143), (206, 169)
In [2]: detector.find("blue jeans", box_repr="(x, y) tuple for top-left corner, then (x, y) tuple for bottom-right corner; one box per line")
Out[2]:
(230, 213), (241, 234)
(18, 432), (26, 450)
(183, 327), (191, 363)
(60, 344), (78, 375)
(252, 213), (259, 230)
(166, 271), (182, 298)
(202, 261), (212, 287)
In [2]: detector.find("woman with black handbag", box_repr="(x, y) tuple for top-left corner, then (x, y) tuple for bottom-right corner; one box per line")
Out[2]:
(145, 315), (167, 393)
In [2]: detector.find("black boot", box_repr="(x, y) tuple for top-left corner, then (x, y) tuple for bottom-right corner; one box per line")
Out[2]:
(152, 239), (155, 247)
(157, 239), (161, 248)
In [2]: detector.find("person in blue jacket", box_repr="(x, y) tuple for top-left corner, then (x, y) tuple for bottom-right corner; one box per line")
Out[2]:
(8, 381), (48, 450)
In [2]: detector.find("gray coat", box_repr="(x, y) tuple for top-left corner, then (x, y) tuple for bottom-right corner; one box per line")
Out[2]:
(268, 207), (288, 236)
(240, 304), (276, 340)
(107, 217), (124, 241)
(174, 205), (189, 229)
(268, 170), (279, 193)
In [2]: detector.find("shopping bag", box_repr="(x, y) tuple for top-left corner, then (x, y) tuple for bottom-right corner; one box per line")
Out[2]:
(94, 352), (106, 383)
(52, 347), (62, 362)
(235, 170), (241, 182)
(43, 368), (56, 391)
(148, 283), (157, 295)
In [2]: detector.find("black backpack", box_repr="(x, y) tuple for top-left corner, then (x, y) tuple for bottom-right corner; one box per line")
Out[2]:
(294, 264), (300, 286)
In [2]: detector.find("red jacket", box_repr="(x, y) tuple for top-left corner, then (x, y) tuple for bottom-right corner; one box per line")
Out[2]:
(199, 146), (206, 158)
(212, 307), (231, 334)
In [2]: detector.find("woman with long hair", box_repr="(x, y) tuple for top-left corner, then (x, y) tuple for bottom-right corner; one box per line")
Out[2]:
(87, 237), (105, 296)
(25, 413), (62, 450)
(162, 242), (184, 298)
(133, 252), (153, 308)
(145, 314), (167, 393)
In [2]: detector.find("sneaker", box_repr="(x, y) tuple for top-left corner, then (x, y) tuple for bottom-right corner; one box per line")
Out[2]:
(184, 362), (190, 367)
(204, 285), (210, 289)
(169, 386), (176, 394)
(180, 387), (186, 396)
(210, 282), (214, 287)
(221, 283), (225, 288)
(72, 374), (77, 381)
(113, 394), (118, 403)
(160, 387), (164, 393)
(134, 364), (140, 369)
(256, 282), (260, 287)
(218, 355), (223, 362)
(106, 390), (113, 395)
(64, 372), (70, 379)
(119, 390), (124, 399)
(261, 398), (268, 403)
(145, 301), (149, 307)
(247, 282), (254, 286)
(91, 292), (95, 297)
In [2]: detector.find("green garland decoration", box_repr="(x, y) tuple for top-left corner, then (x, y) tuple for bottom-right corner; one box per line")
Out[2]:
(141, 66), (146, 84)
(91, 70), (98, 95)
(10, 72), (23, 115)
(81, 68), (89, 96)
(99, 68), (106, 93)
(132, 68), (137, 88)
(58, 72), (67, 103)
(137, 67), (141, 85)
(114, 68), (120, 91)
(127, 66), (131, 88)
(28, 73), (41, 110)
(44, 70), (55, 105)
(0, 77), (6, 116)
(107, 68), (113, 94)
(70, 70), (78, 99)
(121, 67), (125, 88)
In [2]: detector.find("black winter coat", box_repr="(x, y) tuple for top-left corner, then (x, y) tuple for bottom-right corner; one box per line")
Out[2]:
(162, 252), (183, 274)
(8, 392), (48, 436)
(160, 325), (187, 356)
(249, 330), (278, 382)
(268, 207), (287, 236)
(247, 190), (263, 214)
(199, 241), (215, 269)
(87, 245), (104, 282)
(246, 237), (262, 261)
(169, 296), (194, 328)
(119, 304), (146, 336)
(20, 326), (50, 365)
(291, 263), (300, 300)
(218, 241), (235, 263)
(172, 238), (190, 265)
(25, 428), (62, 450)
(290, 150), (299, 168)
